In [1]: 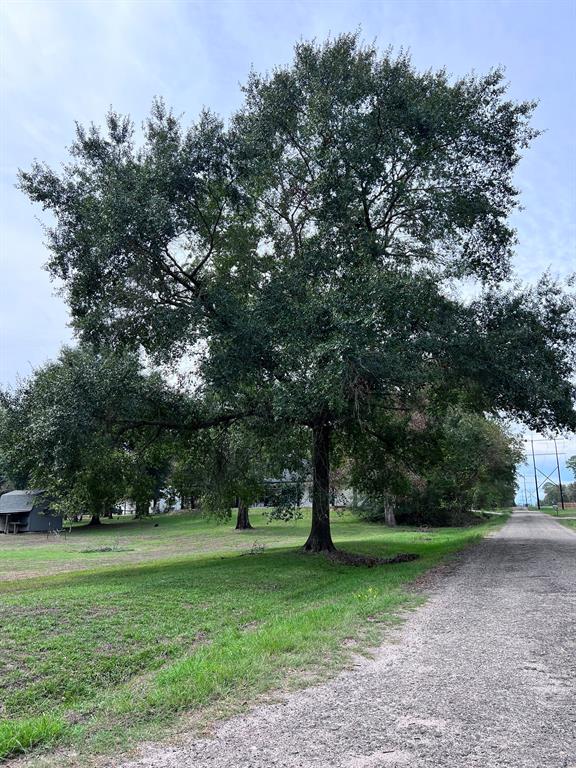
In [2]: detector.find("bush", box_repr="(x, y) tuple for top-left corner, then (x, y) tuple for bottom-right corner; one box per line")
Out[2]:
(356, 492), (483, 527)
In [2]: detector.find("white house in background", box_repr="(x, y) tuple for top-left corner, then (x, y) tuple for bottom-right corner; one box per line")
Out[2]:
(118, 496), (183, 516)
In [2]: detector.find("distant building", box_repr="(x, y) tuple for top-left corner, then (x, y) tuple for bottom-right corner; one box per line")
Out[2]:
(0, 490), (63, 534)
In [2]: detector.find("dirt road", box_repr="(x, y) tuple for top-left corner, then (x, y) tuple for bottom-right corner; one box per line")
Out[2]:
(119, 511), (576, 768)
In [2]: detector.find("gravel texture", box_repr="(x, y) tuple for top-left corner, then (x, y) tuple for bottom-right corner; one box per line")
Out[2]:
(118, 511), (576, 768)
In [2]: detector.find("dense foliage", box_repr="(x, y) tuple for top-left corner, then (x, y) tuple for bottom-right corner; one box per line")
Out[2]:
(353, 409), (523, 525)
(543, 481), (576, 506)
(0, 347), (180, 522)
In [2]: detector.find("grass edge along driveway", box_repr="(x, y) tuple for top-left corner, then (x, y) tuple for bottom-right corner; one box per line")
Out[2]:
(0, 511), (507, 764)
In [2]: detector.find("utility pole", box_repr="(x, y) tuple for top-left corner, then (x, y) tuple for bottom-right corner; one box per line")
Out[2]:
(553, 438), (565, 511)
(518, 473), (528, 507)
(531, 439), (540, 509)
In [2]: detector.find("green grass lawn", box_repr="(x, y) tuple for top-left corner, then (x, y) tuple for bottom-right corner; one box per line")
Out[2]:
(539, 505), (576, 518)
(0, 508), (506, 764)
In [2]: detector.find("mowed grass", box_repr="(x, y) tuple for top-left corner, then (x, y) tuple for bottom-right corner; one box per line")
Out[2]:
(540, 505), (576, 518)
(0, 509), (505, 763)
(537, 506), (576, 532)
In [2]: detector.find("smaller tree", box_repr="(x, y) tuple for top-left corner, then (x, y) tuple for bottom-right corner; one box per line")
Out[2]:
(542, 482), (561, 506)
(544, 479), (576, 505)
(168, 428), (256, 529)
(125, 438), (175, 518)
(0, 346), (178, 524)
(60, 438), (128, 525)
(200, 427), (264, 530)
(352, 407), (523, 525)
(174, 421), (308, 530)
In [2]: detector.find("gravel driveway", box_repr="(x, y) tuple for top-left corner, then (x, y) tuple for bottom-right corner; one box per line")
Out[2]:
(119, 511), (576, 768)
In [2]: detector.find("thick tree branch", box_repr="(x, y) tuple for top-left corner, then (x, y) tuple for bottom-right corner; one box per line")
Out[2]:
(107, 409), (256, 435)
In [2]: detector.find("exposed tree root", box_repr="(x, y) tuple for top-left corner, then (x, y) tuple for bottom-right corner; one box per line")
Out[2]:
(324, 550), (419, 567)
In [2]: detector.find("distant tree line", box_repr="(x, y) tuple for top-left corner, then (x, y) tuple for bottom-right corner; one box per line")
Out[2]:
(542, 455), (576, 506)
(351, 408), (523, 525)
(543, 483), (576, 506)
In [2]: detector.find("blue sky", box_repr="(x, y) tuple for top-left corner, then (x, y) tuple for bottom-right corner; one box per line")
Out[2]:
(1, 0), (575, 489)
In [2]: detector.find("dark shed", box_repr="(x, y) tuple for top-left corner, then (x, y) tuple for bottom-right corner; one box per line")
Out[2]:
(0, 490), (63, 534)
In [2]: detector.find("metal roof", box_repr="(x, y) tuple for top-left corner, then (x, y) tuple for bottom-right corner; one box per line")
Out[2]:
(0, 490), (46, 515)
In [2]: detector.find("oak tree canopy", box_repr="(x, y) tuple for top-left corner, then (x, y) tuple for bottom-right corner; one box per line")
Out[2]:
(19, 35), (576, 550)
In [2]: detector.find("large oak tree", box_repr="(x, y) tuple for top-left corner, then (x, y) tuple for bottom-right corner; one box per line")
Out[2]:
(19, 35), (576, 551)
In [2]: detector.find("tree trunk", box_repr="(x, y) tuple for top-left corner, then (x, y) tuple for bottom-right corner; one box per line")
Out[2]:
(384, 501), (397, 527)
(134, 500), (150, 519)
(303, 422), (336, 553)
(235, 499), (253, 530)
(88, 513), (101, 526)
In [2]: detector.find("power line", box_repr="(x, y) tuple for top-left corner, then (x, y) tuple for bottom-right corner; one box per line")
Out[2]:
(520, 437), (570, 510)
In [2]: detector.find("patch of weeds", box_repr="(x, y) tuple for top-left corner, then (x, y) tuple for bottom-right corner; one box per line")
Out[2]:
(326, 550), (418, 567)
(80, 538), (135, 554)
(242, 541), (266, 556)
(79, 546), (135, 554)
(0, 715), (68, 760)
